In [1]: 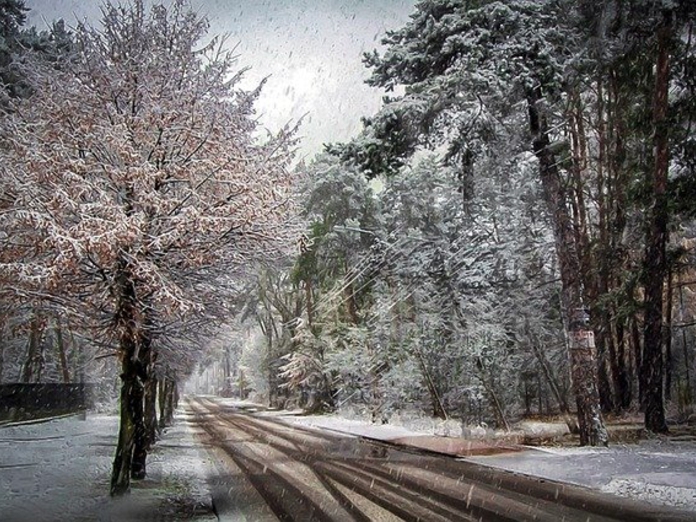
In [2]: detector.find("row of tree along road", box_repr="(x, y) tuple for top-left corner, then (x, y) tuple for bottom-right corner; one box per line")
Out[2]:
(0, 0), (297, 496)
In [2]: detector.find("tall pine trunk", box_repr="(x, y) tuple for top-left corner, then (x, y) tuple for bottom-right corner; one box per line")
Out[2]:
(527, 86), (608, 446)
(642, 10), (672, 434)
(613, 320), (632, 411)
(158, 376), (177, 428)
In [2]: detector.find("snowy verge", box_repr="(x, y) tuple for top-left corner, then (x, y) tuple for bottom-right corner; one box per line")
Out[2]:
(468, 441), (696, 512)
(0, 410), (217, 521)
(145, 408), (218, 521)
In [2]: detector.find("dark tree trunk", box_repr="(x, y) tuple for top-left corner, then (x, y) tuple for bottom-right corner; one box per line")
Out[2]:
(596, 330), (616, 413)
(171, 380), (179, 414)
(527, 86), (608, 446)
(0, 314), (6, 383)
(223, 348), (232, 397)
(127, 370), (147, 480)
(55, 319), (71, 384)
(642, 11), (672, 434)
(613, 320), (633, 411)
(111, 349), (143, 495)
(0, 333), (4, 384)
(132, 336), (154, 480)
(631, 317), (645, 408)
(144, 373), (158, 444)
(110, 266), (145, 496)
(158, 376), (177, 427)
(21, 316), (43, 383)
(158, 377), (168, 432)
(665, 268), (674, 402)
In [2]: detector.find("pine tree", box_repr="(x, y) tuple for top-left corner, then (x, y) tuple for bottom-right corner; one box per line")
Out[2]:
(336, 0), (609, 444)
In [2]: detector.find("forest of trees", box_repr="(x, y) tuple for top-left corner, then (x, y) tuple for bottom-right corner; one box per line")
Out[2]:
(1, 0), (695, 497)
(215, 0), (696, 445)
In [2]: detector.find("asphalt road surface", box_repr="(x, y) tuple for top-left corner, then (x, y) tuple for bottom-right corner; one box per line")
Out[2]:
(187, 397), (692, 522)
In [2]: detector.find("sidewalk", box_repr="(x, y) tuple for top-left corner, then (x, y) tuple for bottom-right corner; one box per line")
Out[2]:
(0, 410), (216, 522)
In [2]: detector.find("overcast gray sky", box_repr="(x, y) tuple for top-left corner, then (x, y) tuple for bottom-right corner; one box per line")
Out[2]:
(25, 0), (415, 159)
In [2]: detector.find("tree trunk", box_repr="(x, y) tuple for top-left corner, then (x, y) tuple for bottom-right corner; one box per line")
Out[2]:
(596, 330), (616, 413)
(531, 342), (570, 414)
(476, 357), (509, 431)
(223, 347), (232, 397)
(642, 11), (672, 434)
(144, 372), (158, 444)
(665, 268), (674, 402)
(110, 265), (145, 496)
(527, 86), (608, 446)
(631, 317), (645, 407)
(55, 319), (71, 384)
(171, 379), (179, 414)
(133, 373), (156, 478)
(111, 350), (143, 495)
(21, 315), (44, 383)
(132, 335), (155, 480)
(0, 315), (7, 383)
(0, 331), (4, 384)
(613, 320), (632, 411)
(158, 377), (168, 432)
(679, 279), (693, 405)
(158, 376), (177, 427)
(415, 344), (447, 420)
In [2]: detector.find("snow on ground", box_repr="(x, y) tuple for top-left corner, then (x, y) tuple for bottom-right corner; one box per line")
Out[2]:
(275, 412), (420, 440)
(0, 411), (216, 522)
(226, 397), (473, 439)
(468, 440), (696, 512)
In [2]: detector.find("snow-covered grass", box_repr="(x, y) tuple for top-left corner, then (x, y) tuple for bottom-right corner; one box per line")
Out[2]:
(0, 410), (216, 522)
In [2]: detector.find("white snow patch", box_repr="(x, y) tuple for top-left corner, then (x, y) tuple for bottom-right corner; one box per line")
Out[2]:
(0, 411), (215, 522)
(0, 413), (117, 522)
(468, 440), (696, 512)
(148, 409), (217, 515)
(515, 420), (570, 437)
(284, 413), (419, 440)
(603, 477), (696, 510)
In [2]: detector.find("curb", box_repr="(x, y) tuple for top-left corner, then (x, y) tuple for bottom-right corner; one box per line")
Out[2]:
(0, 410), (87, 428)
